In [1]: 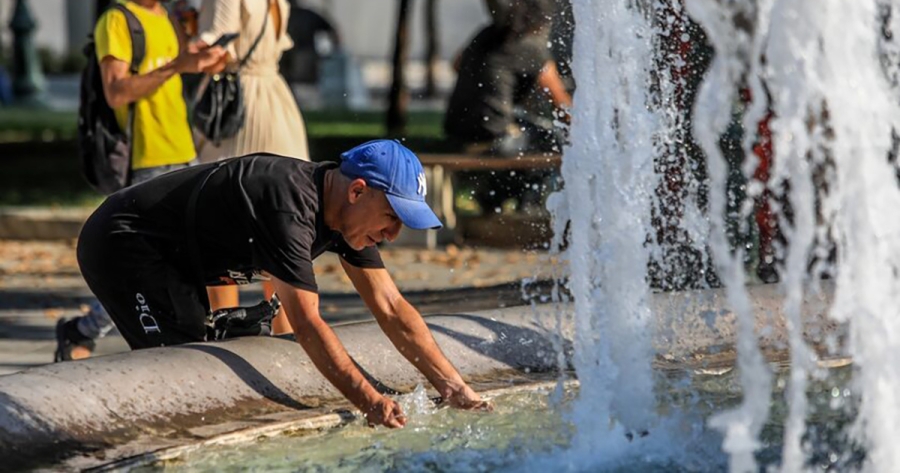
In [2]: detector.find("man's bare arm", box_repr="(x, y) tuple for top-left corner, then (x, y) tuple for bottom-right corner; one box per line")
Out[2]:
(340, 260), (488, 409)
(271, 277), (406, 428)
(537, 60), (572, 109)
(99, 46), (225, 109)
(537, 60), (573, 126)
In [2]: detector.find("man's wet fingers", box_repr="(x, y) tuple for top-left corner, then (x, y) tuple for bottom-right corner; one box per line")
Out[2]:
(386, 416), (405, 428)
(465, 400), (493, 412)
(391, 406), (407, 427)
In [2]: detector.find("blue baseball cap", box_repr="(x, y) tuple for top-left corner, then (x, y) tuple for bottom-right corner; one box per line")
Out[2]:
(340, 140), (442, 230)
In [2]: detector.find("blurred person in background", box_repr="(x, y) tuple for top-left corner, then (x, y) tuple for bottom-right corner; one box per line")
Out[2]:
(56, 0), (226, 361)
(444, 0), (572, 214)
(444, 0), (571, 157)
(279, 0), (340, 87)
(195, 0), (310, 335)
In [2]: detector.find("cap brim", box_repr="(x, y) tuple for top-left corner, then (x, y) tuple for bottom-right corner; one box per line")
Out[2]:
(385, 193), (443, 230)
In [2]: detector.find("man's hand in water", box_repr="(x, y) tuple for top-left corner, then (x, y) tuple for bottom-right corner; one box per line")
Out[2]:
(364, 395), (407, 428)
(442, 382), (493, 411)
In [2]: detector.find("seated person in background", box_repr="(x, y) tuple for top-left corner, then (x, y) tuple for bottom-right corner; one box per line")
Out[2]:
(444, 0), (572, 158)
(444, 0), (572, 214)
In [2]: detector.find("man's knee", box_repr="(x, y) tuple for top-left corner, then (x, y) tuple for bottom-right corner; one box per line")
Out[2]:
(103, 287), (207, 349)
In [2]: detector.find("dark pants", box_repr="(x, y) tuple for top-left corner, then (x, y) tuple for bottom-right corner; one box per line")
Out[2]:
(73, 160), (197, 341)
(77, 196), (209, 349)
(494, 112), (566, 157)
(455, 115), (564, 213)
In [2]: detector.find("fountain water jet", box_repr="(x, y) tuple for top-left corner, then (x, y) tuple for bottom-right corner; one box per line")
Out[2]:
(554, 0), (900, 471)
(556, 0), (661, 450)
(684, 1), (774, 471)
(765, 0), (827, 468)
(817, 2), (900, 470)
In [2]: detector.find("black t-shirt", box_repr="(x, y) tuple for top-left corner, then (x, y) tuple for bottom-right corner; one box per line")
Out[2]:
(443, 25), (552, 141)
(104, 155), (383, 293)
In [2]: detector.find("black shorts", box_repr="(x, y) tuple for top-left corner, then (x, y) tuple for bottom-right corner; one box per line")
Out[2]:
(77, 201), (209, 350)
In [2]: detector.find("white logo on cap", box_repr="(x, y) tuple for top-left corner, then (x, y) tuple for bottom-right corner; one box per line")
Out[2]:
(417, 172), (427, 197)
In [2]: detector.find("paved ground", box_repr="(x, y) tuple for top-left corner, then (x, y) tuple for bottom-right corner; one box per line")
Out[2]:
(0, 239), (561, 375)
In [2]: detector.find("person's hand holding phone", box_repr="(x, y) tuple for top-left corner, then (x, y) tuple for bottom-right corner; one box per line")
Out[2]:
(175, 46), (228, 74)
(180, 33), (238, 75)
(203, 33), (238, 74)
(211, 33), (239, 48)
(174, 45), (226, 74)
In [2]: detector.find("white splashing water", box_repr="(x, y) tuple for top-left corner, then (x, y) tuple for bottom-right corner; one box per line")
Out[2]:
(555, 0), (900, 471)
(686, 1), (900, 470)
(765, 0), (823, 469)
(684, 1), (774, 471)
(551, 0), (661, 456)
(818, 2), (900, 470)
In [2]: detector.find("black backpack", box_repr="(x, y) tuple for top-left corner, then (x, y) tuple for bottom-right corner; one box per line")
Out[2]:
(78, 4), (145, 195)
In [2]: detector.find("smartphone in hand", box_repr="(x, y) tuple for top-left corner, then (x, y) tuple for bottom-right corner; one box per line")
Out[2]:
(211, 32), (239, 48)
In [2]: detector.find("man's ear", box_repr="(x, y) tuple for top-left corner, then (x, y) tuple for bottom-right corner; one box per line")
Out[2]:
(348, 178), (368, 204)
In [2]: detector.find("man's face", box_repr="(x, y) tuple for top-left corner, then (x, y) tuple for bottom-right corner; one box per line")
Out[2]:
(339, 179), (403, 251)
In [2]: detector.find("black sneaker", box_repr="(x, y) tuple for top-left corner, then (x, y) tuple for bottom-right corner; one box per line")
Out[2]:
(54, 318), (96, 362)
(206, 296), (281, 341)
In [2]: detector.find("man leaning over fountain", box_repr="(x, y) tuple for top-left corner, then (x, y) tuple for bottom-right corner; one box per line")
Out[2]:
(74, 139), (490, 428)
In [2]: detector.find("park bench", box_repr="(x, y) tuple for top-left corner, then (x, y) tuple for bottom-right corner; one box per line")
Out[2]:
(409, 152), (562, 249)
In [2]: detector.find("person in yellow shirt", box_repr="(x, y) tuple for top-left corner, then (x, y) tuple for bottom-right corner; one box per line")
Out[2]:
(55, 0), (227, 362)
(95, 0), (226, 177)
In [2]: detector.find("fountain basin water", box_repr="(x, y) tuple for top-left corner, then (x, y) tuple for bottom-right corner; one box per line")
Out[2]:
(127, 363), (858, 472)
(0, 283), (838, 470)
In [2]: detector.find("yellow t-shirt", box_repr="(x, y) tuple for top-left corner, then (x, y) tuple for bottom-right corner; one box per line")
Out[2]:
(94, 1), (195, 170)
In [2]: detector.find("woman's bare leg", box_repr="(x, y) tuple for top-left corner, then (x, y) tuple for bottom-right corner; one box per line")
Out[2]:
(207, 285), (240, 311)
(263, 279), (291, 335)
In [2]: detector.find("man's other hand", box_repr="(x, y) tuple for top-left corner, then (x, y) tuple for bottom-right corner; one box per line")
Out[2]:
(443, 383), (493, 411)
(364, 395), (407, 428)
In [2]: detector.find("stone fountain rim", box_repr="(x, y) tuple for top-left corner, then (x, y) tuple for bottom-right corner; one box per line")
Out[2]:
(0, 283), (838, 470)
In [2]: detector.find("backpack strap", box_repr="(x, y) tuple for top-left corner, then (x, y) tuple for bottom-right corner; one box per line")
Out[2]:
(111, 3), (144, 161)
(238, 1), (270, 69)
(113, 4), (145, 75)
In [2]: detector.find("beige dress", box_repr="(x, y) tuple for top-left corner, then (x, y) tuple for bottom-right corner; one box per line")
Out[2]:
(196, 0), (309, 162)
